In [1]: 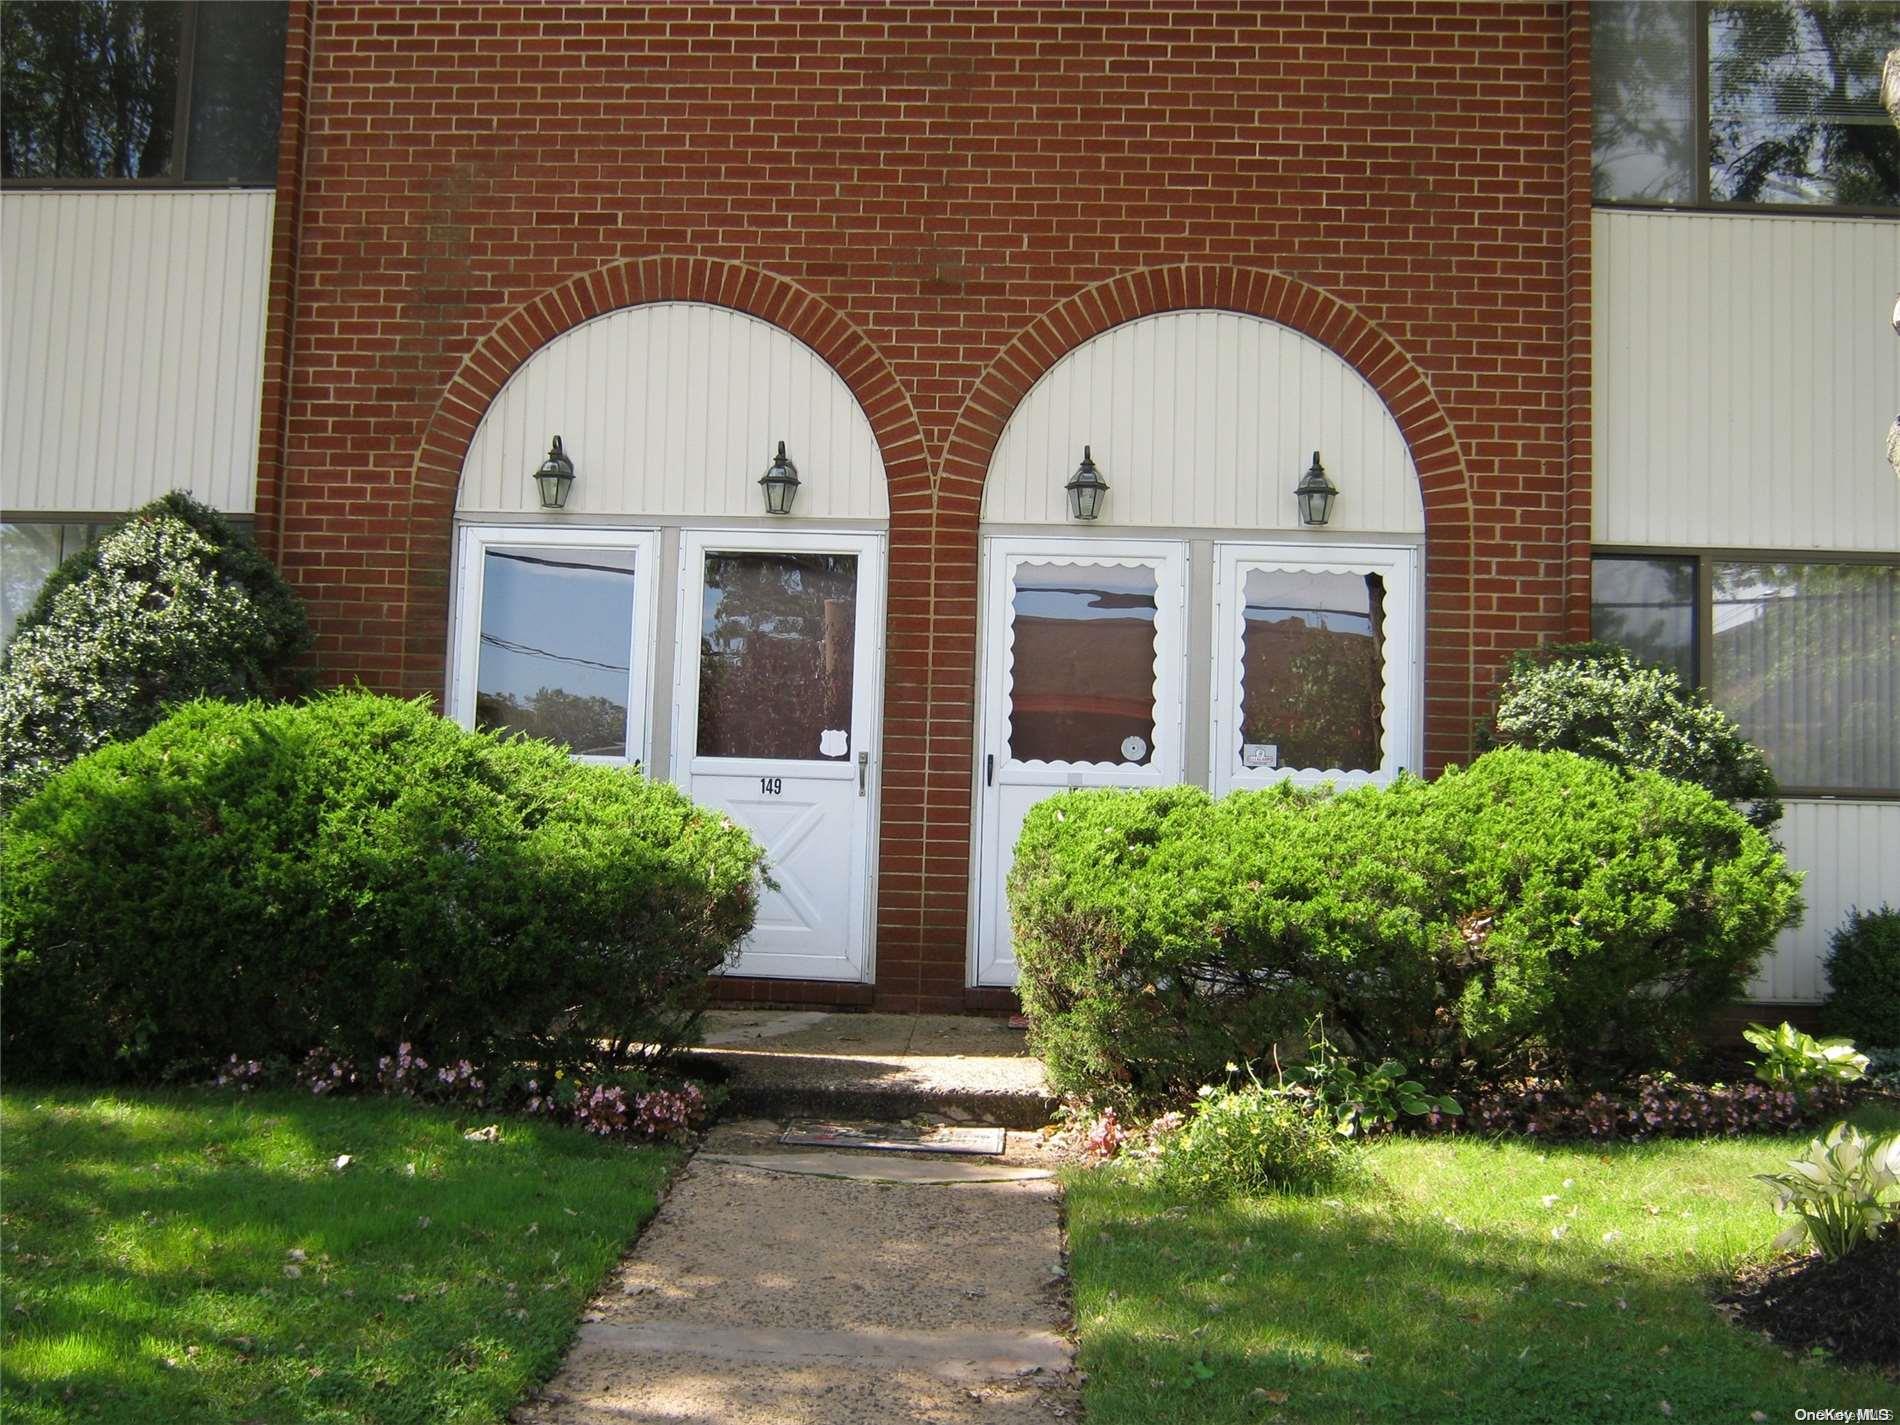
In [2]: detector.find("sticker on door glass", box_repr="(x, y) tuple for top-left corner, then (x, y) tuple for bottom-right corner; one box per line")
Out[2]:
(1242, 742), (1278, 769)
(1120, 735), (1148, 762)
(819, 728), (849, 758)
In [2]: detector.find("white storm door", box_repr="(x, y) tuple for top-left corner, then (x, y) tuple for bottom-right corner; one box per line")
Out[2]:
(673, 530), (884, 982)
(1210, 542), (1421, 796)
(449, 526), (660, 766)
(972, 539), (1187, 988)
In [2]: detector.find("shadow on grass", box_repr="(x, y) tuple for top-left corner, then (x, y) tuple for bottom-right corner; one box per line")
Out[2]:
(1067, 1143), (1900, 1425)
(1, 1087), (675, 1425)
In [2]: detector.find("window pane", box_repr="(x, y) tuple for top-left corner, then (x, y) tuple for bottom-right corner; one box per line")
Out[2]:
(1591, 556), (1698, 690)
(1709, 2), (1900, 207)
(1008, 562), (1157, 766)
(1592, 0), (1698, 202)
(1712, 562), (1899, 792)
(1238, 569), (1384, 774)
(184, 2), (286, 184)
(1, 1), (182, 180)
(475, 546), (637, 759)
(697, 552), (858, 761)
(1, 522), (68, 646)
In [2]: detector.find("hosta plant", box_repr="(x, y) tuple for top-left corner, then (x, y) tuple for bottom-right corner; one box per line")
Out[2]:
(1755, 1121), (1900, 1263)
(1744, 1021), (1869, 1090)
(1297, 1030), (1462, 1136)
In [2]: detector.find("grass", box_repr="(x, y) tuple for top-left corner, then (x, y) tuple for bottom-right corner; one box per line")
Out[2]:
(0, 1085), (677, 1425)
(1065, 1102), (1900, 1425)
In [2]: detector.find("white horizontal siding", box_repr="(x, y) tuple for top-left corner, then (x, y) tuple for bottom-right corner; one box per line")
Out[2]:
(457, 303), (887, 520)
(1750, 799), (1900, 1003)
(983, 310), (1424, 535)
(0, 190), (272, 515)
(1594, 209), (1900, 553)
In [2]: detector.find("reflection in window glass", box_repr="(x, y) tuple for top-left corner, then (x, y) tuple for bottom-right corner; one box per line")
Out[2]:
(184, 2), (288, 183)
(697, 553), (858, 761)
(1709, 1), (1900, 207)
(1, 521), (108, 645)
(1, 1), (183, 179)
(1591, 556), (1699, 689)
(1238, 570), (1384, 774)
(1712, 561), (1898, 792)
(1008, 562), (1157, 766)
(475, 547), (636, 759)
(1592, 0), (1698, 202)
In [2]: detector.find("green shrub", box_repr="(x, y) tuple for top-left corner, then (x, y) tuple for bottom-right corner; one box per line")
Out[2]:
(1150, 1083), (1356, 1198)
(0, 493), (310, 806)
(1010, 749), (1801, 1110)
(1821, 906), (1900, 1050)
(0, 692), (763, 1081)
(1489, 642), (1782, 830)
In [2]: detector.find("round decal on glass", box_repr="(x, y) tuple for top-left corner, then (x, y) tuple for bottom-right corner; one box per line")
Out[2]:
(1120, 734), (1148, 762)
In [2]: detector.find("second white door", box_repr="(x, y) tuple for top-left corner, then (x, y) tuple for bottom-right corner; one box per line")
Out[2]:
(673, 530), (884, 982)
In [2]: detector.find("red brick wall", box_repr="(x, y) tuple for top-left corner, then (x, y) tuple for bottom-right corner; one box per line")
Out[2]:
(267, 0), (1591, 1012)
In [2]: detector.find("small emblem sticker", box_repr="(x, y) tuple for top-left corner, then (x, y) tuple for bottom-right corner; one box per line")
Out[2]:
(1120, 734), (1148, 762)
(819, 728), (849, 758)
(1242, 742), (1278, 769)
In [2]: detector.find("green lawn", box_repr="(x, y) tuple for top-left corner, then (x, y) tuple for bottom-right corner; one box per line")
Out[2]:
(1066, 1104), (1900, 1425)
(0, 1086), (677, 1425)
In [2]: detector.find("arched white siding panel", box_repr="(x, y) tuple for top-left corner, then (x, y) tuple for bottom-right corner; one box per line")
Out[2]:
(1, 191), (271, 513)
(1594, 209), (1900, 552)
(457, 303), (887, 519)
(983, 310), (1424, 534)
(1750, 799), (1900, 1004)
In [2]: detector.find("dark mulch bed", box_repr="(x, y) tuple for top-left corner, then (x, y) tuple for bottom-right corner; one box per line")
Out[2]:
(1719, 1236), (1900, 1376)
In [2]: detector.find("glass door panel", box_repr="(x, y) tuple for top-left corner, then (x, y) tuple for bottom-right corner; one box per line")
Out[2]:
(1006, 561), (1159, 767)
(451, 528), (658, 768)
(1213, 544), (1419, 794)
(696, 552), (859, 762)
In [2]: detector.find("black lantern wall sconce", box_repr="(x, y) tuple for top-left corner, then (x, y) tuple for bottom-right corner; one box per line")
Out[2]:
(760, 441), (801, 516)
(1294, 450), (1337, 527)
(533, 436), (576, 509)
(1065, 445), (1109, 521)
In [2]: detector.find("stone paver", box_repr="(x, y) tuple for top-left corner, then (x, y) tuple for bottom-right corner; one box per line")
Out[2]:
(514, 1118), (1078, 1424)
(683, 1012), (1055, 1129)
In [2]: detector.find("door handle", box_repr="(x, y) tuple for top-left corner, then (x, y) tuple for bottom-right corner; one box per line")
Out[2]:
(858, 750), (869, 795)
(986, 753), (994, 787)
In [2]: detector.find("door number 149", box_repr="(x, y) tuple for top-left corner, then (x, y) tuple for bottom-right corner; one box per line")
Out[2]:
(759, 777), (783, 796)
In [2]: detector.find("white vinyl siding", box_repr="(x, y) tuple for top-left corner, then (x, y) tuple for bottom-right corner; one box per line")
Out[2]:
(1593, 208), (1900, 553)
(983, 310), (1425, 535)
(1753, 799), (1900, 1004)
(456, 303), (887, 521)
(0, 190), (273, 515)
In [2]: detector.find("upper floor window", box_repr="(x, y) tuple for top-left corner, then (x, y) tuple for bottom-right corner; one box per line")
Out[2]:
(1593, 0), (1900, 210)
(1, 1), (286, 186)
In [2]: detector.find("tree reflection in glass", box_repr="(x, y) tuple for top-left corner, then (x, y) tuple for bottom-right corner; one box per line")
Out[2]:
(1007, 563), (1158, 766)
(474, 547), (635, 758)
(697, 553), (857, 761)
(1590, 555), (1699, 690)
(1238, 570), (1384, 774)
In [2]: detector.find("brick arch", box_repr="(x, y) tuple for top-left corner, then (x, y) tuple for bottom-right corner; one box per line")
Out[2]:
(397, 256), (931, 699)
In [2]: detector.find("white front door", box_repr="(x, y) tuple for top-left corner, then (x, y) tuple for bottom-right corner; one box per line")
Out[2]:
(971, 538), (1187, 987)
(673, 530), (883, 982)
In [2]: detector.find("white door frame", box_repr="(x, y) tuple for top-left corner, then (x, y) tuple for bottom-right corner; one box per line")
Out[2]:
(969, 536), (1188, 988)
(671, 528), (885, 983)
(448, 523), (662, 768)
(1209, 540), (1422, 795)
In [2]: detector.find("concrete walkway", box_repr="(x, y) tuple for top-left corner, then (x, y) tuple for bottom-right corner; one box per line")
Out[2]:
(683, 1011), (1056, 1129)
(514, 1116), (1079, 1423)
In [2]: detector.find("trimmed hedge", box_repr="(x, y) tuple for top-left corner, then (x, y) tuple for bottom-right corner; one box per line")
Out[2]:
(1489, 642), (1782, 830)
(1009, 749), (1801, 1109)
(1822, 906), (1900, 1050)
(0, 692), (763, 1081)
(0, 493), (311, 807)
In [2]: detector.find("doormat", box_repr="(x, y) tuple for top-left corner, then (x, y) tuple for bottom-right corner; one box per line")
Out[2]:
(778, 1123), (1007, 1156)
